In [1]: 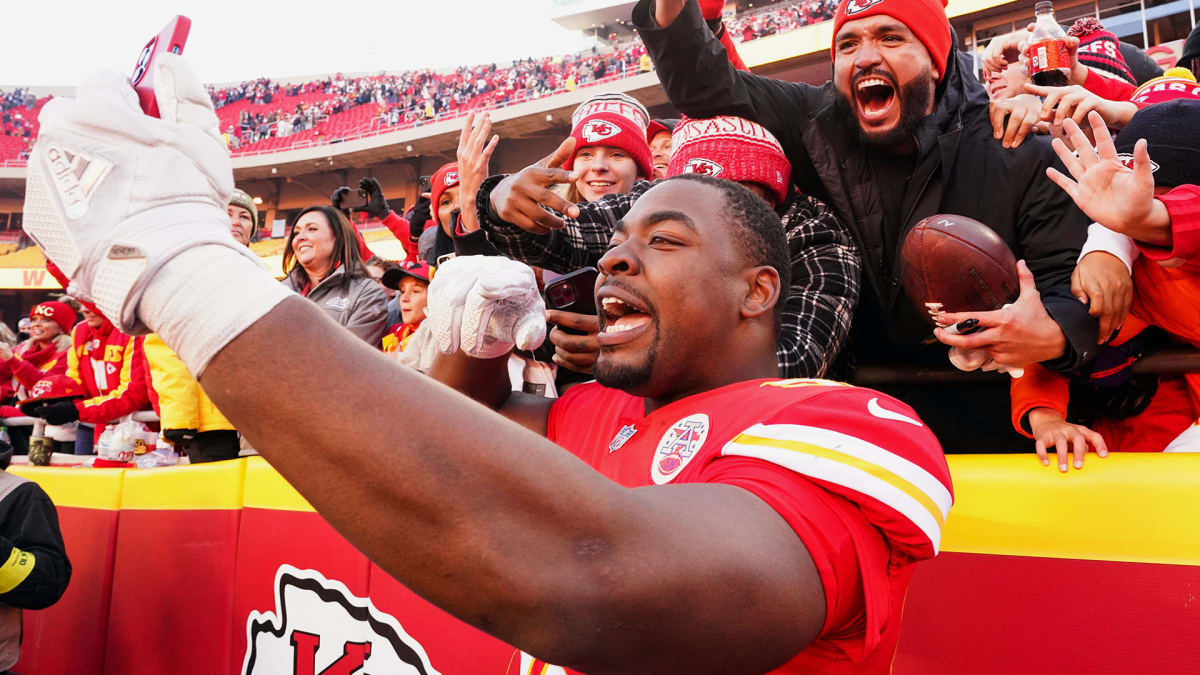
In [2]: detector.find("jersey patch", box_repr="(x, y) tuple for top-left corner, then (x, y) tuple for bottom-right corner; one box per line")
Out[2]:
(651, 413), (709, 485)
(608, 424), (637, 453)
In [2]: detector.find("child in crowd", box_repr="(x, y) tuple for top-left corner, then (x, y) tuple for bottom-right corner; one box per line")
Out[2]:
(381, 261), (432, 355)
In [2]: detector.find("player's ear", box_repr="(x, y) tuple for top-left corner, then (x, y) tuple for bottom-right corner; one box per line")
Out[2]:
(741, 266), (781, 320)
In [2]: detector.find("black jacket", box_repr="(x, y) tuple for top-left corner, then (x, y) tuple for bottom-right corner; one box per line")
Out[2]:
(634, 0), (1098, 371)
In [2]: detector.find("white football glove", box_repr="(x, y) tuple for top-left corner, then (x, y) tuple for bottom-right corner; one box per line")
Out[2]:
(426, 256), (547, 359)
(23, 53), (261, 335)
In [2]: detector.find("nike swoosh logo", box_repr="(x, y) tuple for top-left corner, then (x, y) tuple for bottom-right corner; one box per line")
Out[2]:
(868, 397), (923, 427)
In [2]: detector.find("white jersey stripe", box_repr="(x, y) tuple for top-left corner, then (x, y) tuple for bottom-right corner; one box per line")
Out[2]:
(723, 437), (943, 552)
(729, 423), (953, 518)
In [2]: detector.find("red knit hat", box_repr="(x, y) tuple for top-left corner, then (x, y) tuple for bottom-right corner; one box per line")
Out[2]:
(430, 162), (460, 227)
(667, 116), (792, 206)
(831, 0), (952, 81)
(29, 301), (76, 334)
(1069, 18), (1135, 87)
(1130, 67), (1200, 106)
(565, 93), (653, 180)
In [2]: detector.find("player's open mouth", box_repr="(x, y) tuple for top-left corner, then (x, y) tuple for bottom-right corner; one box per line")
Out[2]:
(597, 291), (652, 346)
(854, 76), (896, 122)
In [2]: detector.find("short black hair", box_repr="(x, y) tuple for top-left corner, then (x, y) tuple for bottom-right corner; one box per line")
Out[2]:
(663, 173), (791, 326)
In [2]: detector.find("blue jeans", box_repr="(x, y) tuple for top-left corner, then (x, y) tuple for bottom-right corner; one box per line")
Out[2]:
(74, 424), (95, 455)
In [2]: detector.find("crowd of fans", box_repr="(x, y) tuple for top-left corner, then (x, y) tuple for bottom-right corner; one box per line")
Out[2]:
(727, 0), (838, 42)
(0, 0), (832, 162)
(6, 0), (1200, 669)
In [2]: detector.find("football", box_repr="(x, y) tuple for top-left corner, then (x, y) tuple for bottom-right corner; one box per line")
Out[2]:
(899, 214), (1020, 326)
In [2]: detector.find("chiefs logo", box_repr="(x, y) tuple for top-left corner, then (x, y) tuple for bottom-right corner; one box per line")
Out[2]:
(651, 414), (709, 485)
(1116, 153), (1159, 173)
(30, 380), (52, 399)
(242, 565), (439, 675)
(844, 0), (886, 15)
(683, 158), (724, 177)
(581, 120), (620, 143)
(444, 171), (459, 186)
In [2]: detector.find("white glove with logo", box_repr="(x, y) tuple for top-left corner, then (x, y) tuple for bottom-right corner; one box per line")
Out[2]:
(426, 255), (547, 359)
(23, 53), (263, 335)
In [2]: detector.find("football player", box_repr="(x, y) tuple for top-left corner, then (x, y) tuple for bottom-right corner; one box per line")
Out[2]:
(24, 55), (952, 673)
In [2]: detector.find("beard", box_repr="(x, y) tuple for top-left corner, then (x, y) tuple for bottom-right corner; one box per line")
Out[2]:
(593, 319), (662, 393)
(837, 66), (935, 150)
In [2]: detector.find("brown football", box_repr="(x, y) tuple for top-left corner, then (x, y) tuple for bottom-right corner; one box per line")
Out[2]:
(899, 214), (1019, 326)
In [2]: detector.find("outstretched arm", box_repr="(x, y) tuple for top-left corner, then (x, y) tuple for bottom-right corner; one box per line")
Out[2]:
(201, 297), (823, 673)
(26, 55), (826, 673)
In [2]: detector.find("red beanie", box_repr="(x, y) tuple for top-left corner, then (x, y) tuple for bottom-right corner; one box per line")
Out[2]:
(430, 162), (461, 227)
(667, 116), (792, 206)
(29, 301), (76, 334)
(565, 93), (653, 180)
(1070, 18), (1135, 87)
(1130, 67), (1200, 107)
(831, 0), (952, 81)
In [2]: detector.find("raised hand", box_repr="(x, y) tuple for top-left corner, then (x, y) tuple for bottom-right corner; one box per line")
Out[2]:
(1046, 112), (1171, 245)
(488, 137), (581, 234)
(456, 111), (500, 233)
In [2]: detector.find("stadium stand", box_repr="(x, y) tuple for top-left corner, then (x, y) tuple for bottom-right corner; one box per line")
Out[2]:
(0, 0), (834, 163)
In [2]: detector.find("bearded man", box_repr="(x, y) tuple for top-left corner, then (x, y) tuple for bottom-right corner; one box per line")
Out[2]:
(632, 0), (1099, 450)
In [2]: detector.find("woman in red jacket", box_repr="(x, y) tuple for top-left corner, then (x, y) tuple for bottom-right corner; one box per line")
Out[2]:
(0, 301), (75, 455)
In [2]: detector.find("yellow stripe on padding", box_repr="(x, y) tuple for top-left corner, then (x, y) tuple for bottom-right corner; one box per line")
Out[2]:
(120, 458), (246, 510)
(8, 466), (124, 510)
(943, 454), (1200, 566)
(0, 546), (35, 594)
(242, 457), (315, 512)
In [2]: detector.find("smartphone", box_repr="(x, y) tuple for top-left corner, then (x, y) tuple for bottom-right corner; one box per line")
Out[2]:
(544, 267), (598, 335)
(131, 16), (192, 118)
(418, 175), (433, 194)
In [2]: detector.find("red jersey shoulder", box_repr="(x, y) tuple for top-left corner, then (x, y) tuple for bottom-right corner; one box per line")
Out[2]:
(720, 380), (953, 562)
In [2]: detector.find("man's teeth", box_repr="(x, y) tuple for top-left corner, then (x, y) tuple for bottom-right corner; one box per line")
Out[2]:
(857, 78), (889, 90)
(604, 324), (636, 333)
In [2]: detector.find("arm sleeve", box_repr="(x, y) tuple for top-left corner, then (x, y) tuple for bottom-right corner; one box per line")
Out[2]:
(1138, 185), (1200, 263)
(775, 197), (860, 378)
(478, 176), (650, 273)
(382, 211), (420, 262)
(0, 483), (71, 610)
(64, 326), (83, 388)
(345, 281), (390, 347)
(632, 0), (819, 159)
(1009, 363), (1071, 437)
(76, 337), (150, 424)
(1016, 154), (1099, 372)
(1080, 68), (1136, 102)
(5, 355), (49, 390)
(145, 335), (200, 430)
(1078, 223), (1138, 273)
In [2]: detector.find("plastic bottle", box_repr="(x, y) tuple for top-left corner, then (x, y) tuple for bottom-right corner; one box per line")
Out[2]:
(1026, 2), (1071, 87)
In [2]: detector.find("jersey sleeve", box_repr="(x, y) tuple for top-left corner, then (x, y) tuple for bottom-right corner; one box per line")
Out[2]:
(698, 455), (890, 657)
(718, 386), (953, 562)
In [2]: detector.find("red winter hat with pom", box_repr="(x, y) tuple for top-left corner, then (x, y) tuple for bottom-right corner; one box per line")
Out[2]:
(831, 0), (952, 81)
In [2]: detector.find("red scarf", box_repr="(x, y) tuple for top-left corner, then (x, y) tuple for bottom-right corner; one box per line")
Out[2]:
(16, 340), (61, 371)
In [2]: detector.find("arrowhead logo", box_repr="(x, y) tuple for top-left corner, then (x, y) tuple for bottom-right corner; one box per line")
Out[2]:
(1115, 153), (1159, 173)
(581, 120), (620, 143)
(844, 0), (887, 15)
(683, 158), (723, 177)
(242, 565), (439, 675)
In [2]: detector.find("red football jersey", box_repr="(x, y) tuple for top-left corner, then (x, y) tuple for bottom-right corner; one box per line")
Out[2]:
(509, 378), (953, 675)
